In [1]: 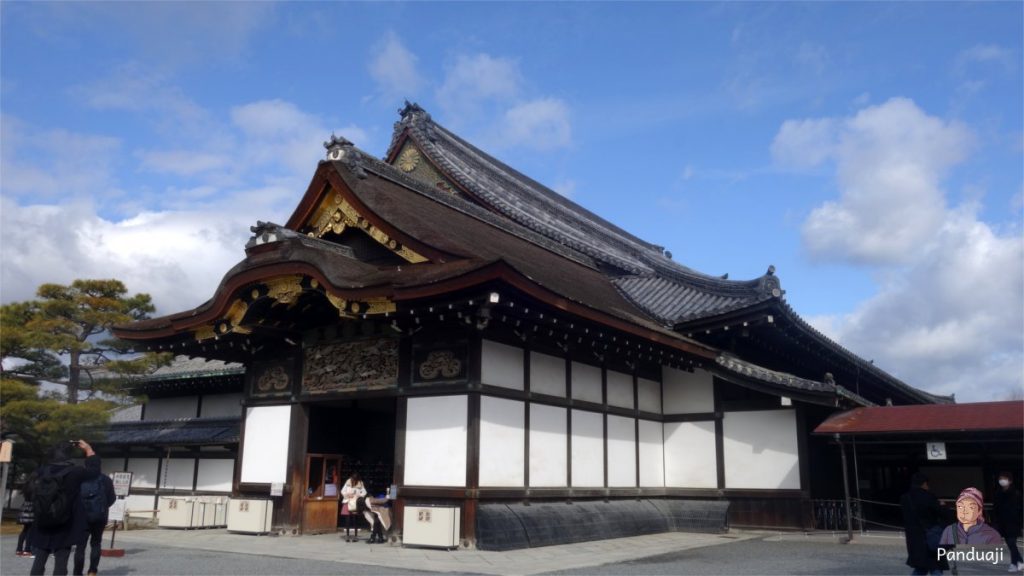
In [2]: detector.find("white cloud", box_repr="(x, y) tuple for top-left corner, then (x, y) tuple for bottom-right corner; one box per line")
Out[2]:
(436, 53), (522, 118)
(776, 98), (1023, 401)
(230, 100), (369, 175)
(0, 116), (122, 200)
(368, 31), (423, 102)
(137, 150), (230, 176)
(821, 206), (1023, 401)
(498, 98), (572, 151)
(955, 44), (1013, 72)
(771, 118), (836, 171)
(773, 98), (972, 264)
(0, 190), (285, 315)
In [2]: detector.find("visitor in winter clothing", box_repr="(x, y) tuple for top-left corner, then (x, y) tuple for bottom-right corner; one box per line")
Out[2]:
(72, 473), (115, 576)
(29, 440), (101, 576)
(940, 487), (1003, 546)
(993, 472), (1023, 572)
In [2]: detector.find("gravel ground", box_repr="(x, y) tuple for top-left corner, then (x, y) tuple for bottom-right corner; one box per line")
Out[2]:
(0, 535), (457, 576)
(4, 531), (1017, 576)
(542, 535), (1015, 576)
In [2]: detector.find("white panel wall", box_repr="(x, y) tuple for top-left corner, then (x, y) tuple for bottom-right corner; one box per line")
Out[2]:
(200, 393), (243, 418)
(240, 405), (291, 484)
(606, 370), (634, 409)
(529, 404), (567, 487)
(145, 396), (199, 420)
(638, 378), (661, 413)
(571, 410), (604, 487)
(163, 458), (196, 490)
(127, 458), (160, 489)
(530, 352), (565, 397)
(196, 459), (235, 492)
(664, 421), (718, 488)
(606, 415), (636, 487)
(479, 396), (525, 487)
(638, 420), (665, 487)
(125, 493), (157, 518)
(723, 410), (800, 490)
(405, 395), (468, 486)
(662, 367), (714, 414)
(571, 362), (602, 404)
(481, 339), (524, 390)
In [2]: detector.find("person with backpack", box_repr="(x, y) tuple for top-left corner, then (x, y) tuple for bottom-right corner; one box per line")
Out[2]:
(30, 439), (101, 576)
(72, 472), (115, 576)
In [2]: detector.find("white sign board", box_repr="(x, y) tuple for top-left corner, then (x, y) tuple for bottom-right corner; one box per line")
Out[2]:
(927, 442), (947, 460)
(112, 472), (133, 497)
(108, 499), (126, 523)
(270, 482), (284, 497)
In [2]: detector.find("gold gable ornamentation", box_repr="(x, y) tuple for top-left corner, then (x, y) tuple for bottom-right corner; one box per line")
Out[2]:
(265, 275), (304, 306)
(306, 191), (427, 264)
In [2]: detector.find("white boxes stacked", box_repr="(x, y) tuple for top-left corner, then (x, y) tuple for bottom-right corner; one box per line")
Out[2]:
(158, 496), (229, 529)
(226, 498), (273, 534)
(402, 506), (460, 549)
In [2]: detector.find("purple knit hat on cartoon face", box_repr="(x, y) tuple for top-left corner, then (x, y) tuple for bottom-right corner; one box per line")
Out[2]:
(956, 487), (985, 521)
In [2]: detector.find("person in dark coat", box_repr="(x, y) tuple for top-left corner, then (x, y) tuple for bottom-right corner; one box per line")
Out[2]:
(30, 440), (101, 576)
(901, 472), (947, 575)
(993, 472), (1023, 571)
(72, 472), (115, 576)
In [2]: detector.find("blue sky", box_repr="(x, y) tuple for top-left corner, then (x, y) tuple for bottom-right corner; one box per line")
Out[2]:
(2, 2), (1021, 402)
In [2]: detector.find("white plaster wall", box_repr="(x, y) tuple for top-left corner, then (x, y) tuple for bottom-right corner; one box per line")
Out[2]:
(200, 393), (243, 418)
(571, 410), (604, 487)
(662, 367), (714, 414)
(479, 396), (525, 487)
(404, 395), (467, 486)
(638, 378), (661, 414)
(240, 405), (291, 484)
(196, 459), (235, 492)
(127, 458), (160, 489)
(638, 419), (665, 488)
(606, 370), (634, 409)
(145, 396), (199, 420)
(481, 339), (524, 390)
(125, 493), (157, 518)
(664, 421), (718, 488)
(571, 362), (602, 404)
(606, 415), (636, 487)
(530, 352), (566, 397)
(529, 404), (567, 487)
(723, 410), (800, 490)
(162, 458), (196, 490)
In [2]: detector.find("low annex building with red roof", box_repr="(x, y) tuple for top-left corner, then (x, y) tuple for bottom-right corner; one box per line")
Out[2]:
(106, 103), (956, 548)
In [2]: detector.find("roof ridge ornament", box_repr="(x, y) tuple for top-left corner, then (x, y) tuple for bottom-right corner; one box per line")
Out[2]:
(398, 100), (429, 121)
(324, 133), (367, 179)
(758, 264), (784, 299)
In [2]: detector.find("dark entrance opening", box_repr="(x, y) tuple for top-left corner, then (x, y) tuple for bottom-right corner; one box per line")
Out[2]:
(306, 399), (397, 533)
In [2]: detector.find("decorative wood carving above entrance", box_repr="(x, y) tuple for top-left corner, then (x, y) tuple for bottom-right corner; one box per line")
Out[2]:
(302, 337), (399, 394)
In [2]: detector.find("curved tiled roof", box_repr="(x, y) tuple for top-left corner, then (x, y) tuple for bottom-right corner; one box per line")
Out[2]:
(388, 103), (781, 315)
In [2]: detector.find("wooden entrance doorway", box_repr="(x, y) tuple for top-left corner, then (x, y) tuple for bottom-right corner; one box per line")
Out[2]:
(302, 453), (342, 533)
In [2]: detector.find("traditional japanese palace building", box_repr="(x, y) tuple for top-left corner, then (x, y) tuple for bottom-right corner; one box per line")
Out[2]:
(109, 103), (950, 548)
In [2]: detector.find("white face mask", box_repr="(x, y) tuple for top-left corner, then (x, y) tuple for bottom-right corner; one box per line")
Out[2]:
(999, 479), (1010, 487)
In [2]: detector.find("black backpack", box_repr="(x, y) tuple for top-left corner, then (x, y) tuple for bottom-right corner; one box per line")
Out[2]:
(80, 477), (107, 524)
(32, 466), (75, 528)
